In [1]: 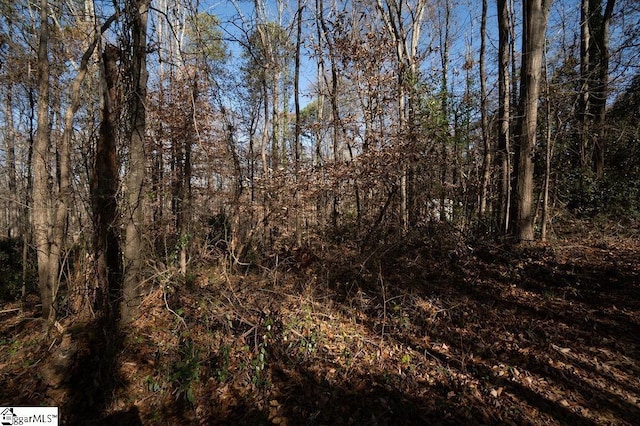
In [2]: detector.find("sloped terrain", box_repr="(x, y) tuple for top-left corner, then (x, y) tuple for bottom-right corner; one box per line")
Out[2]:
(1, 222), (639, 425)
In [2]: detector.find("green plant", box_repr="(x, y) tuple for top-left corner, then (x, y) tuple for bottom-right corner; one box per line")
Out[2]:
(299, 331), (317, 355)
(144, 375), (163, 393)
(171, 338), (201, 404)
(251, 317), (273, 387)
(8, 341), (20, 356)
(214, 344), (232, 382)
(284, 305), (321, 360)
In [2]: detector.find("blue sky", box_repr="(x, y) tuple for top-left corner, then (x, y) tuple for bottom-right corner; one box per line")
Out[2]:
(187, 0), (633, 108)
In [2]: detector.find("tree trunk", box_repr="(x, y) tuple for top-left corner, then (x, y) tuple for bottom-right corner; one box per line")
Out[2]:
(591, 0), (615, 178)
(578, 0), (591, 171)
(30, 0), (71, 323)
(33, 0), (55, 322)
(91, 44), (121, 315)
(318, 0), (341, 230)
(57, 8), (113, 317)
(5, 85), (18, 239)
(179, 80), (196, 276)
(579, 0), (615, 179)
(294, 0), (303, 246)
(440, 1), (451, 222)
(122, 0), (150, 323)
(541, 51), (552, 242)
(3, 21), (17, 240)
(497, 0), (512, 235)
(22, 92), (36, 301)
(479, 0), (491, 223)
(512, 0), (552, 242)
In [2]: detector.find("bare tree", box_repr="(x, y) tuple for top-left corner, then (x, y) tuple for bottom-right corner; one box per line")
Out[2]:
(122, 0), (151, 322)
(294, 0), (303, 245)
(512, 0), (552, 242)
(479, 0), (491, 222)
(32, 0), (57, 322)
(497, 0), (512, 235)
(581, 0), (615, 178)
(91, 42), (121, 315)
(376, 0), (428, 232)
(4, 81), (17, 239)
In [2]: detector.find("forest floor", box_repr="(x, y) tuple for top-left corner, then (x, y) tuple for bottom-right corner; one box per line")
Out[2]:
(1, 218), (639, 425)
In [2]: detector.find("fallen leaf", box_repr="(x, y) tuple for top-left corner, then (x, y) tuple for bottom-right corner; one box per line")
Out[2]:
(490, 387), (503, 398)
(272, 416), (286, 425)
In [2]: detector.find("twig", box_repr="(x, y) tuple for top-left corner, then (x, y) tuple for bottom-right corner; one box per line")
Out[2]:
(163, 286), (188, 331)
(379, 265), (386, 342)
(0, 308), (21, 314)
(424, 348), (444, 365)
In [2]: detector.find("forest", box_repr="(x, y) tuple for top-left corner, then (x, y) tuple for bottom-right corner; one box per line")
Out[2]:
(0, 0), (639, 424)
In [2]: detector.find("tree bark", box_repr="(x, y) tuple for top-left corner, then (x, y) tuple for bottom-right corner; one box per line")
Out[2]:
(497, 0), (512, 235)
(318, 0), (342, 229)
(512, 0), (552, 242)
(479, 0), (491, 223)
(578, 0), (591, 171)
(122, 0), (150, 322)
(541, 50), (552, 242)
(579, 0), (615, 179)
(294, 0), (303, 246)
(4, 85), (18, 239)
(91, 44), (121, 315)
(591, 0), (615, 178)
(33, 0), (55, 322)
(440, 1), (451, 222)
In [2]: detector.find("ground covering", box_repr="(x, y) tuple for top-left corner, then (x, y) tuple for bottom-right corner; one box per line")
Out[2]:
(1, 220), (639, 425)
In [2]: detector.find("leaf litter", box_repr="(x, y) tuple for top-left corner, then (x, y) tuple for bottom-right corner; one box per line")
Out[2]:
(0, 222), (639, 425)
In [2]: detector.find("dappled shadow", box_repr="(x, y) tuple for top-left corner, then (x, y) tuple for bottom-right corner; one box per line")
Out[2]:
(306, 239), (640, 425)
(59, 315), (135, 425)
(5, 235), (637, 425)
(203, 358), (489, 425)
(268, 364), (488, 425)
(0, 308), (139, 425)
(96, 406), (143, 425)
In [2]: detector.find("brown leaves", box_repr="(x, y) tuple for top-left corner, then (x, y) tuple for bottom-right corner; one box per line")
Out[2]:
(2, 232), (640, 424)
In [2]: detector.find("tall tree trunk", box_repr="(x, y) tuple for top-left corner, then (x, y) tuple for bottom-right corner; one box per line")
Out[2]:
(314, 0), (326, 228)
(578, 0), (591, 171)
(497, 0), (512, 235)
(579, 0), (615, 179)
(33, 0), (55, 322)
(178, 80), (196, 276)
(122, 0), (150, 322)
(30, 0), (71, 323)
(479, 0), (491, 223)
(91, 43), (121, 315)
(294, 0), (303, 246)
(5, 85), (18, 239)
(541, 51), (552, 242)
(3, 20), (17, 240)
(23, 91), (36, 301)
(318, 0), (341, 229)
(59, 10), (114, 316)
(591, 0), (615, 178)
(512, 0), (552, 242)
(439, 0), (451, 221)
